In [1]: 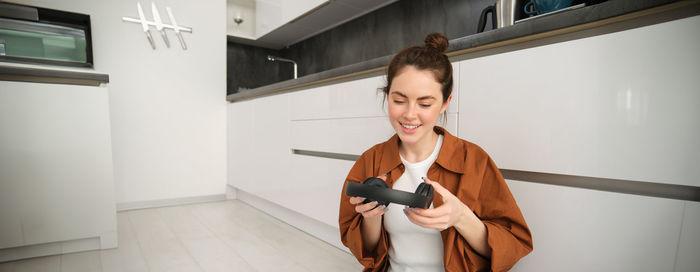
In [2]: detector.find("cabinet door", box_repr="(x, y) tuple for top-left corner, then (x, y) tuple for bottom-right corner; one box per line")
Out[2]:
(255, 0), (327, 37)
(291, 71), (459, 121)
(507, 180), (684, 272)
(286, 155), (355, 227)
(457, 16), (700, 187)
(290, 75), (386, 121)
(291, 113), (458, 156)
(674, 201), (700, 272)
(228, 99), (255, 188)
(233, 94), (292, 201)
(0, 81), (115, 247)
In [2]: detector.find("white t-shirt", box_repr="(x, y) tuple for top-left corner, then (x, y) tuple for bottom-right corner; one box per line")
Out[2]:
(384, 135), (445, 272)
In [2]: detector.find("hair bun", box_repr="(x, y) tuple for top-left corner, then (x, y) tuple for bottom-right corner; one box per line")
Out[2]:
(424, 33), (449, 53)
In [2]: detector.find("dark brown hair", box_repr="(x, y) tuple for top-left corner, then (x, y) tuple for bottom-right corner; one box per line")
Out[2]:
(381, 33), (453, 103)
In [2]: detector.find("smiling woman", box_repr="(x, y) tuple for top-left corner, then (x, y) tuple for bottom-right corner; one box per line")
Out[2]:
(339, 33), (533, 272)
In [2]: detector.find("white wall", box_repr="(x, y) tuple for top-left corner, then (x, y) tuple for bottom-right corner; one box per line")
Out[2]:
(8, 0), (228, 206)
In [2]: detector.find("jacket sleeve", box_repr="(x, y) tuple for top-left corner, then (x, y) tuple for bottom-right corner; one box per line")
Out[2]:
(338, 151), (390, 272)
(477, 156), (533, 272)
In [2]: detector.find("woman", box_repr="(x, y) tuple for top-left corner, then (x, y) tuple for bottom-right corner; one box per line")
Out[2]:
(338, 33), (533, 272)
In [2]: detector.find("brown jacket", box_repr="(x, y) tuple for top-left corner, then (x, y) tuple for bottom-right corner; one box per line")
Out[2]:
(339, 127), (533, 272)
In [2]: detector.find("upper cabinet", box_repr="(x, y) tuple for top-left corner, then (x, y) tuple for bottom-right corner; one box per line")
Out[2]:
(226, 0), (256, 39)
(255, 0), (327, 38)
(227, 0), (397, 49)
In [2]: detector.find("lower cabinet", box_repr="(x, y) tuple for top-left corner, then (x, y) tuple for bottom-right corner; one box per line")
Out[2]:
(0, 81), (117, 259)
(227, 98), (256, 189)
(675, 201), (700, 272)
(507, 180), (684, 272)
(287, 155), (355, 227)
(228, 93), (291, 202)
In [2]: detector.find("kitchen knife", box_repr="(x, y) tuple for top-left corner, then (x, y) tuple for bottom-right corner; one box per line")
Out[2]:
(137, 2), (155, 49)
(151, 2), (170, 48)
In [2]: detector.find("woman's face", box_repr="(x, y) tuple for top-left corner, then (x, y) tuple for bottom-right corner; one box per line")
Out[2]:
(387, 66), (450, 146)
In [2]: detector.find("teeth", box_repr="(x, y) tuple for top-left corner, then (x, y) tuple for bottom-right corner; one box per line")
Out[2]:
(401, 123), (419, 129)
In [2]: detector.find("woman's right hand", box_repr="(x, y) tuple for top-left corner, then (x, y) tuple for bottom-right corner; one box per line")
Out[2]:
(349, 197), (387, 218)
(348, 175), (388, 218)
(349, 175), (388, 252)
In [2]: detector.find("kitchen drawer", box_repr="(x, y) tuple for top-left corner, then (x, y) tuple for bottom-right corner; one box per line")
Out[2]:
(290, 76), (386, 120)
(674, 201), (700, 272)
(457, 16), (700, 186)
(284, 155), (356, 227)
(507, 180), (684, 272)
(291, 114), (458, 156)
(291, 68), (460, 121)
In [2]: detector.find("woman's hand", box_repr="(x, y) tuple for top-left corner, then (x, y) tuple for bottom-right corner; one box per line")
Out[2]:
(405, 177), (492, 257)
(349, 175), (388, 252)
(349, 197), (387, 217)
(403, 177), (469, 231)
(348, 175), (388, 218)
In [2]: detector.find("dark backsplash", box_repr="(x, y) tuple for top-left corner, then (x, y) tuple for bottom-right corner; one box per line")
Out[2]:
(226, 42), (295, 93)
(277, 0), (497, 80)
(227, 0), (595, 95)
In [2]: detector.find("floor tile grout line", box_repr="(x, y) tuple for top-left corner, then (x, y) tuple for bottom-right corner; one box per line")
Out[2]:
(201, 200), (316, 271)
(230, 200), (356, 263)
(186, 202), (260, 272)
(216, 200), (326, 271)
(230, 200), (357, 264)
(125, 211), (154, 272)
(97, 245), (104, 272)
(151, 207), (206, 272)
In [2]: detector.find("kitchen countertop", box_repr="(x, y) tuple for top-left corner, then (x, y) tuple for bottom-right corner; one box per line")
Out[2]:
(227, 0), (698, 102)
(0, 62), (109, 86)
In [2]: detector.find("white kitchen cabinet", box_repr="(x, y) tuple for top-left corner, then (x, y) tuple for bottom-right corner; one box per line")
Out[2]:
(229, 93), (292, 202)
(291, 117), (394, 156)
(674, 201), (700, 272)
(226, 0), (256, 38)
(227, 98), (256, 189)
(287, 154), (355, 227)
(290, 75), (385, 120)
(0, 80), (116, 261)
(290, 113), (458, 156)
(458, 15), (700, 187)
(255, 0), (327, 37)
(507, 180), (684, 272)
(291, 65), (459, 122)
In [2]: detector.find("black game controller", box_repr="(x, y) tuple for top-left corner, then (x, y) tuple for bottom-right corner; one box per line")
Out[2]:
(345, 177), (434, 209)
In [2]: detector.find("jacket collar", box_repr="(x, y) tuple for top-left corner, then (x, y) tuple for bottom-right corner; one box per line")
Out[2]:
(378, 126), (466, 175)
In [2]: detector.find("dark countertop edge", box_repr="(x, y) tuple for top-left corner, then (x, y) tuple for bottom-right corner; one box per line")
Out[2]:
(227, 0), (693, 102)
(0, 65), (109, 86)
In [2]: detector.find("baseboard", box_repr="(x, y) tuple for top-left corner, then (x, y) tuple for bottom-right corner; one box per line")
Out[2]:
(231, 185), (350, 253)
(226, 184), (238, 200)
(0, 233), (116, 263)
(116, 194), (227, 211)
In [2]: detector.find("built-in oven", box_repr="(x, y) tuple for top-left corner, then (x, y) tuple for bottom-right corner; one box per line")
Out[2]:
(0, 2), (93, 67)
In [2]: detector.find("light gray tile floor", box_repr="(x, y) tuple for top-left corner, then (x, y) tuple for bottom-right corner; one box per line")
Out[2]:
(0, 200), (362, 272)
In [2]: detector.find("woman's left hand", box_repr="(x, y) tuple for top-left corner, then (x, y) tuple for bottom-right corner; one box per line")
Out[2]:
(404, 177), (471, 231)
